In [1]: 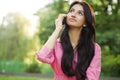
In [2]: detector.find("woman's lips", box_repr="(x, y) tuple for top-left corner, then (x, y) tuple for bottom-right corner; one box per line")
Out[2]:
(69, 18), (77, 22)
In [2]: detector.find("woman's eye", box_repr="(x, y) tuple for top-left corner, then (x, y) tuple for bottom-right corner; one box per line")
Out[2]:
(78, 11), (83, 15)
(69, 9), (74, 12)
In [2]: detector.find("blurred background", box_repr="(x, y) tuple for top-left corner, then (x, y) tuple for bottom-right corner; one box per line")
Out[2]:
(0, 0), (120, 80)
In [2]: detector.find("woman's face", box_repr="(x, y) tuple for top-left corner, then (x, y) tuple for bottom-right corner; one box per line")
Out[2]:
(66, 4), (85, 28)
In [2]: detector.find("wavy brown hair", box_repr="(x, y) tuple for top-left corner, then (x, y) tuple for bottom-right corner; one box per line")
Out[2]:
(60, 1), (96, 80)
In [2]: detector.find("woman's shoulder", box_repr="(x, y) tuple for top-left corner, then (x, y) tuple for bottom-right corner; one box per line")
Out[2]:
(94, 42), (101, 49)
(94, 42), (101, 55)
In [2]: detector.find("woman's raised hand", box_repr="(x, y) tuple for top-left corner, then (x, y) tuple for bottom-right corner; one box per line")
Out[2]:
(55, 14), (66, 31)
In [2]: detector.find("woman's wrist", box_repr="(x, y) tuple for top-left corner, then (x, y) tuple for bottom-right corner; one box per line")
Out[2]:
(55, 27), (63, 33)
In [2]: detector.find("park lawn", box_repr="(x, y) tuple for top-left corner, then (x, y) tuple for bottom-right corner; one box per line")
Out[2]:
(0, 75), (52, 80)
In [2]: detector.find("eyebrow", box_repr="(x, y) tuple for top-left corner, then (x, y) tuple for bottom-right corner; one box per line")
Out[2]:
(70, 8), (84, 12)
(79, 10), (84, 13)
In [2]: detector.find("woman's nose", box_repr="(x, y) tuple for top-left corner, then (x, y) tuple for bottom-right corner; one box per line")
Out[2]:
(71, 12), (76, 18)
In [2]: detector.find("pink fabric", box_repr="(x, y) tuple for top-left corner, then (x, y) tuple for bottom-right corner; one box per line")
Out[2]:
(36, 39), (101, 80)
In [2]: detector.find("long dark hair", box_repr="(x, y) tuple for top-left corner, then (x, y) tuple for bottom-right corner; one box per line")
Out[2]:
(60, 1), (95, 80)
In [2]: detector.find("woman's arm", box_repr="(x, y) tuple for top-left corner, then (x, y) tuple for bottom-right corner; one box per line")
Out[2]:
(36, 14), (66, 64)
(44, 14), (66, 49)
(86, 43), (101, 80)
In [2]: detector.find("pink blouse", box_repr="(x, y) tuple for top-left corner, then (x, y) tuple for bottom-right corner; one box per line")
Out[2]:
(36, 39), (101, 80)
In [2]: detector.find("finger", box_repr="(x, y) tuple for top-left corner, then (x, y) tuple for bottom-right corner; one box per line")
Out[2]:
(55, 19), (58, 22)
(58, 14), (67, 19)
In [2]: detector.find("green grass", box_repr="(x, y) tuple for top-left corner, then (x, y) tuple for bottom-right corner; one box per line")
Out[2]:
(0, 75), (52, 80)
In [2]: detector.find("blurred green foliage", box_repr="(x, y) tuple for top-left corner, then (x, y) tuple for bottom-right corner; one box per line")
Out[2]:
(0, 12), (40, 73)
(0, 13), (40, 60)
(25, 61), (41, 73)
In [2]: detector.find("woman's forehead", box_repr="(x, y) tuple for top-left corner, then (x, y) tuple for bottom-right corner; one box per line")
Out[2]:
(70, 4), (84, 11)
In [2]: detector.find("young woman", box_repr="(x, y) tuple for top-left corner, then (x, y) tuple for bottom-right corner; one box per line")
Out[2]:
(36, 1), (101, 80)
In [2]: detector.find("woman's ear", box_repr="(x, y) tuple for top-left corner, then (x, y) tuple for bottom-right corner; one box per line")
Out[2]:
(83, 24), (86, 27)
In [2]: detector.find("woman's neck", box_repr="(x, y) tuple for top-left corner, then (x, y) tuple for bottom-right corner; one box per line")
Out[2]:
(68, 28), (82, 49)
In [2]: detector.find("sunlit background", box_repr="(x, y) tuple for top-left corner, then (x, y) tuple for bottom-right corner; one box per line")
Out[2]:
(0, 0), (54, 78)
(0, 0), (52, 36)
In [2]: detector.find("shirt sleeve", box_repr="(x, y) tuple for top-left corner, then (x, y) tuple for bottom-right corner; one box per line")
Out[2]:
(36, 45), (55, 64)
(86, 43), (101, 80)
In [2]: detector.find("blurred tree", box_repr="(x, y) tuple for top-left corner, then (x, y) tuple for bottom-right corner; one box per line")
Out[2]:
(0, 13), (30, 60)
(86, 0), (120, 55)
(0, 12), (39, 60)
(86, 0), (120, 76)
